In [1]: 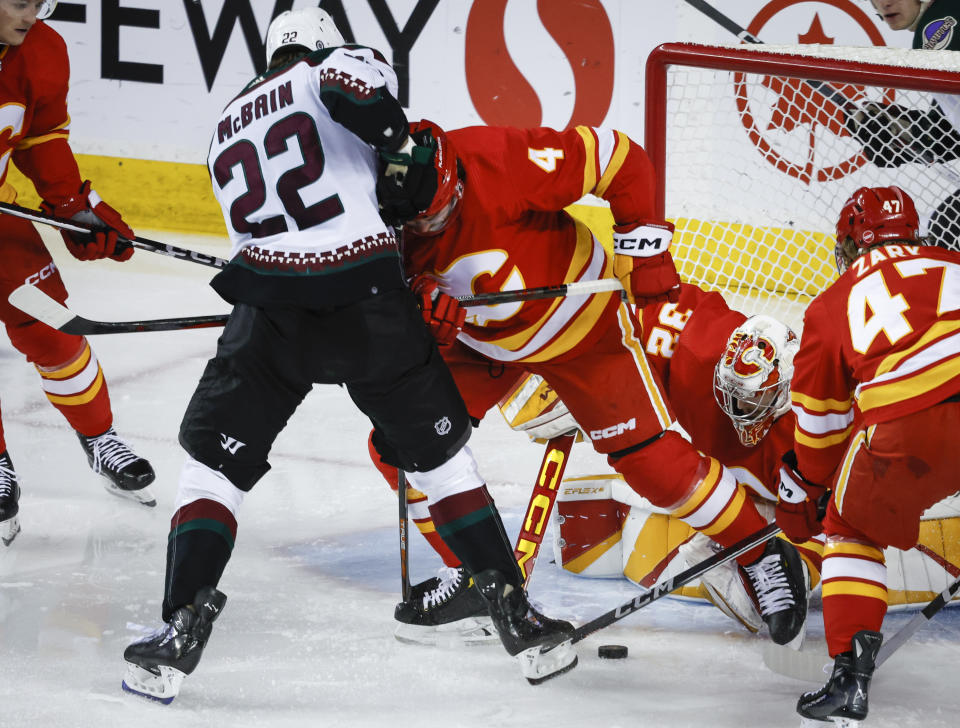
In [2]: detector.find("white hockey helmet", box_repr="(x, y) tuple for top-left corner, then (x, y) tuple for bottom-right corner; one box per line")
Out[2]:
(38, 1), (58, 20)
(265, 7), (345, 65)
(713, 315), (799, 447)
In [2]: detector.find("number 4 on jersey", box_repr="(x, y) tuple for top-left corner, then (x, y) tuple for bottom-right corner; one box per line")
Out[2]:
(528, 147), (564, 172)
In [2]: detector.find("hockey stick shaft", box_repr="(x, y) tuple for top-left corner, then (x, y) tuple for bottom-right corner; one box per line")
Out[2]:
(0, 201), (228, 270)
(9, 276), (623, 336)
(683, 0), (960, 183)
(570, 522), (781, 644)
(514, 431), (577, 588)
(398, 470), (411, 602)
(876, 571), (960, 667)
(7, 283), (227, 335)
(459, 278), (623, 306)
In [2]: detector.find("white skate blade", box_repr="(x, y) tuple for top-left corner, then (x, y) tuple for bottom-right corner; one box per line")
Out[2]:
(103, 481), (157, 508)
(519, 639), (577, 685)
(1, 516), (21, 546)
(121, 663), (185, 704)
(394, 616), (498, 647)
(800, 717), (862, 727)
(764, 637), (831, 683)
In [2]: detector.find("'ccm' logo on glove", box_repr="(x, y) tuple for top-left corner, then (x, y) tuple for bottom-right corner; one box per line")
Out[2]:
(612, 223), (672, 258)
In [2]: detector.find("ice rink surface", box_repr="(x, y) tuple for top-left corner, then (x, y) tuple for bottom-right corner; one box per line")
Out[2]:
(2, 230), (959, 727)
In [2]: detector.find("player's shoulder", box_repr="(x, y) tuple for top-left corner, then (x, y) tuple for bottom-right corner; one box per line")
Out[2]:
(16, 22), (70, 87)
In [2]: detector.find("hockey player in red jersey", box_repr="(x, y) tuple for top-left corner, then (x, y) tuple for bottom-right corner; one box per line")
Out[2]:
(0, 0), (155, 547)
(375, 120), (809, 648)
(777, 186), (960, 724)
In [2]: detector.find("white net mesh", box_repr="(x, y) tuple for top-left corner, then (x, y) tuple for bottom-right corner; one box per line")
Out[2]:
(652, 43), (960, 332)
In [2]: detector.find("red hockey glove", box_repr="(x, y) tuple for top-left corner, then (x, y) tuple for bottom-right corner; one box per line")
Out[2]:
(611, 221), (681, 307)
(411, 274), (466, 346)
(42, 180), (135, 262)
(775, 450), (830, 543)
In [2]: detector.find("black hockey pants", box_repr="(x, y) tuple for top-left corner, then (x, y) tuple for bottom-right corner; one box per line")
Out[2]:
(178, 288), (472, 492)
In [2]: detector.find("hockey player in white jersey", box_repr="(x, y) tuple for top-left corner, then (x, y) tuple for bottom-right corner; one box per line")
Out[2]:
(121, 8), (575, 704)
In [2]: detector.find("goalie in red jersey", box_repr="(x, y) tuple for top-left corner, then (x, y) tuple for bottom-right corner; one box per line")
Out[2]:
(0, 0), (155, 548)
(776, 186), (960, 725)
(372, 120), (809, 648)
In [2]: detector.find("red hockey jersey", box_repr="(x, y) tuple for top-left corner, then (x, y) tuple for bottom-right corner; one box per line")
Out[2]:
(0, 21), (81, 205)
(792, 244), (960, 484)
(639, 282), (794, 500)
(401, 125), (660, 363)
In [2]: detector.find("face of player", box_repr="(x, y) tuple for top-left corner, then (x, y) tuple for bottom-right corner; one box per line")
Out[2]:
(870, 0), (924, 31)
(0, 0), (45, 46)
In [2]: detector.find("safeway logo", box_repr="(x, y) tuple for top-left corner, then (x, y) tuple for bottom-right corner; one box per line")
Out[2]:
(590, 418), (636, 441)
(464, 0), (614, 128)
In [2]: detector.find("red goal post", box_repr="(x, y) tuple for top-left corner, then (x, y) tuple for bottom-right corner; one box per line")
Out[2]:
(644, 42), (960, 332)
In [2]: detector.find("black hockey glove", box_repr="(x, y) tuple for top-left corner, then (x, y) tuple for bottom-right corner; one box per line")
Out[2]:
(846, 101), (960, 167)
(377, 129), (439, 227)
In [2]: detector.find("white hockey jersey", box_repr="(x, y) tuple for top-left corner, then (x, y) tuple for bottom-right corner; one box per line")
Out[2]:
(207, 46), (399, 280)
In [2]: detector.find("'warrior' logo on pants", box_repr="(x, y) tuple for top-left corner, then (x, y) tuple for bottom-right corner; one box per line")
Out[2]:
(220, 434), (245, 454)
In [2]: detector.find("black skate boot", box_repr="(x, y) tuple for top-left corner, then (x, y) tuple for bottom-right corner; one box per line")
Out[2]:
(77, 427), (156, 507)
(797, 630), (883, 725)
(0, 451), (21, 547)
(742, 537), (808, 646)
(394, 566), (496, 646)
(122, 586), (227, 704)
(473, 569), (578, 683)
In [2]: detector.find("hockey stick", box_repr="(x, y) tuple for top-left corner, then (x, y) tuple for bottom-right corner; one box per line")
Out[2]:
(524, 522), (782, 684)
(8, 278), (624, 336)
(682, 0), (960, 184)
(461, 278), (623, 306)
(876, 570), (960, 667)
(0, 201), (228, 270)
(398, 469), (411, 602)
(7, 283), (228, 335)
(764, 548), (960, 682)
(514, 431), (578, 588)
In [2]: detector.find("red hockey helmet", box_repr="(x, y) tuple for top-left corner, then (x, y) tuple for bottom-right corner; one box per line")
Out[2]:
(406, 119), (463, 235)
(834, 185), (920, 273)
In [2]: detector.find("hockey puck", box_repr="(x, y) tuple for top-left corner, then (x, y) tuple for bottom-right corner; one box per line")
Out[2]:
(598, 644), (628, 659)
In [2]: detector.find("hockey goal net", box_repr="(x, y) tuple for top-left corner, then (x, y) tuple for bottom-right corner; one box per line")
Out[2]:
(645, 42), (960, 332)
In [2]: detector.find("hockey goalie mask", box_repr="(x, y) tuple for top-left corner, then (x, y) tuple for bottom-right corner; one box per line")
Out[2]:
(713, 315), (799, 447)
(406, 119), (463, 236)
(265, 7), (344, 65)
(835, 185), (920, 274)
(37, 1), (57, 19)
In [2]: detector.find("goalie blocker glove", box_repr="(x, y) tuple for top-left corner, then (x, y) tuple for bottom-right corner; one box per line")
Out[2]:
(611, 221), (681, 307)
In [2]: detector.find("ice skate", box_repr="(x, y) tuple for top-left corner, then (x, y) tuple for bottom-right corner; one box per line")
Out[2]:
(742, 537), (808, 646)
(77, 427), (156, 507)
(122, 586), (227, 704)
(0, 451), (21, 547)
(473, 568), (577, 683)
(797, 630), (882, 726)
(394, 566), (497, 646)
(678, 532), (762, 633)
